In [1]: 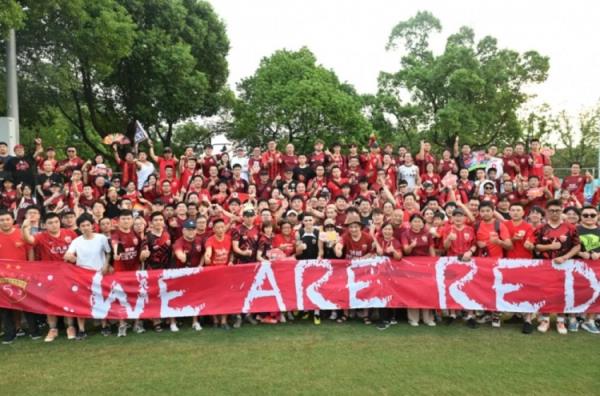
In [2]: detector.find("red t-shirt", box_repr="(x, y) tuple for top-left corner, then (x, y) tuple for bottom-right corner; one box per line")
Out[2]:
(561, 175), (586, 202)
(439, 225), (475, 256)
(504, 220), (534, 259)
(156, 156), (177, 180)
(375, 235), (402, 258)
(475, 220), (511, 258)
(33, 229), (77, 261)
(111, 229), (142, 271)
(342, 231), (374, 259)
(205, 234), (232, 266)
(273, 233), (296, 257)
(0, 228), (29, 260)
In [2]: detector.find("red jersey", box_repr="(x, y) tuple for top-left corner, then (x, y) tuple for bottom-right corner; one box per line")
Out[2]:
(401, 228), (433, 257)
(205, 234), (232, 266)
(561, 175), (587, 203)
(231, 224), (260, 263)
(529, 152), (549, 179)
(111, 229), (142, 271)
(504, 220), (534, 259)
(118, 159), (138, 187)
(534, 222), (580, 260)
(310, 151), (326, 169)
(375, 235), (402, 259)
(33, 229), (77, 261)
(273, 233), (296, 257)
(261, 151), (281, 180)
(439, 225), (475, 256)
(342, 231), (374, 259)
(173, 236), (204, 268)
(0, 228), (29, 260)
(142, 230), (171, 269)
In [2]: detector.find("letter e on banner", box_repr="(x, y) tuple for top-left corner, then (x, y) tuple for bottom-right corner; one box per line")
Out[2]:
(347, 257), (391, 309)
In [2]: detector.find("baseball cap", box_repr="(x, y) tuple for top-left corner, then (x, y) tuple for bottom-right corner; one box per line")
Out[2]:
(183, 219), (196, 229)
(14, 144), (24, 150)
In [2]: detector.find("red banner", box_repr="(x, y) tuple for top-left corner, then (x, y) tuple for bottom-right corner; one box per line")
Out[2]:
(1, 257), (600, 319)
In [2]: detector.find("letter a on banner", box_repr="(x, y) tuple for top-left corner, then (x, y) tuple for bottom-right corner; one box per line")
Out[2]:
(243, 262), (286, 313)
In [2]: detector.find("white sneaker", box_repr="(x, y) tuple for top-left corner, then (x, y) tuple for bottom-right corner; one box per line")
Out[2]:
(170, 323), (179, 332)
(408, 320), (419, 327)
(279, 313), (286, 323)
(192, 322), (202, 331)
(117, 325), (127, 337)
(424, 321), (436, 327)
(556, 321), (568, 335)
(537, 319), (550, 333)
(133, 323), (145, 334)
(330, 311), (338, 321)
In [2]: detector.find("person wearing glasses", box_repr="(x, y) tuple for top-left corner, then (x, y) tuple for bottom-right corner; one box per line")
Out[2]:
(575, 205), (600, 334)
(533, 199), (581, 335)
(57, 146), (84, 180)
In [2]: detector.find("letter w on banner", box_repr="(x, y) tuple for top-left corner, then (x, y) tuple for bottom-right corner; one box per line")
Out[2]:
(1, 258), (600, 319)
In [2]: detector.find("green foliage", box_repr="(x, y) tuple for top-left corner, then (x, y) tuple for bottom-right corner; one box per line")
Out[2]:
(0, 0), (25, 35)
(371, 11), (550, 151)
(2, 0), (229, 153)
(230, 47), (372, 152)
(170, 121), (212, 154)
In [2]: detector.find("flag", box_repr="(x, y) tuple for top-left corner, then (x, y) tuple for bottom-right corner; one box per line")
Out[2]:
(134, 120), (149, 144)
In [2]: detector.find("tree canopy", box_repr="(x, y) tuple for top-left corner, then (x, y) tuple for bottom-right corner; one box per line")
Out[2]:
(368, 11), (550, 151)
(229, 47), (372, 151)
(2, 0), (229, 154)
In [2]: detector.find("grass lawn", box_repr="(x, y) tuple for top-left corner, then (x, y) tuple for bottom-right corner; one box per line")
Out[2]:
(2, 317), (600, 395)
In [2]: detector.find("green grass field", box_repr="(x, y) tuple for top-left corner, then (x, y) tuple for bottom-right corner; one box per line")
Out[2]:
(2, 318), (600, 395)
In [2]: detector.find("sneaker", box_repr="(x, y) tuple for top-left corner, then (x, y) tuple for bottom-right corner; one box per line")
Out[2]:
(595, 319), (600, 329)
(279, 313), (286, 324)
(329, 311), (338, 321)
(537, 319), (550, 333)
(44, 328), (59, 343)
(314, 314), (321, 326)
(220, 323), (231, 331)
(408, 320), (419, 327)
(75, 331), (87, 340)
(233, 315), (242, 329)
(476, 314), (491, 324)
(30, 332), (42, 340)
(466, 318), (478, 329)
(424, 321), (436, 327)
(154, 323), (163, 333)
(491, 317), (502, 328)
(568, 319), (579, 332)
(286, 312), (295, 321)
(390, 318), (398, 325)
(170, 323), (179, 332)
(245, 315), (258, 325)
(133, 323), (146, 334)
(262, 316), (278, 324)
(101, 326), (111, 337)
(581, 321), (600, 334)
(2, 336), (16, 345)
(556, 321), (568, 335)
(117, 325), (127, 337)
(522, 321), (534, 334)
(301, 312), (310, 320)
(376, 321), (390, 330)
(192, 322), (202, 331)
(15, 328), (26, 337)
(66, 326), (77, 340)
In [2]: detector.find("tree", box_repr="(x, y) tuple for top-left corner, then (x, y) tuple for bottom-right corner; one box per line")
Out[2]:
(170, 121), (212, 154)
(0, 0), (25, 35)
(230, 47), (372, 151)
(2, 0), (229, 153)
(371, 11), (550, 151)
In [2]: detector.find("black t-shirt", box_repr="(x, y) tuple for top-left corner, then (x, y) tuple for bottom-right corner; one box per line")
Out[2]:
(577, 225), (600, 253)
(296, 228), (319, 260)
(35, 173), (63, 197)
(293, 166), (315, 184)
(7, 155), (36, 187)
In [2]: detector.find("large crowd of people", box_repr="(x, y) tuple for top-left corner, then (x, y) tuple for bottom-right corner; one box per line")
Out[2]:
(1, 135), (600, 344)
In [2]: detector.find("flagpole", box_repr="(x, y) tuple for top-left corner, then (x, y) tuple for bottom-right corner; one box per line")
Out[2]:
(6, 28), (19, 143)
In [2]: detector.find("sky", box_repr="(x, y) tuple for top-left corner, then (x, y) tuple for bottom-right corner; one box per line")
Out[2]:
(209, 0), (600, 116)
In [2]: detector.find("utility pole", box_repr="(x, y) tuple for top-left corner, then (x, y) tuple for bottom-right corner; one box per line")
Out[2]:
(5, 28), (20, 144)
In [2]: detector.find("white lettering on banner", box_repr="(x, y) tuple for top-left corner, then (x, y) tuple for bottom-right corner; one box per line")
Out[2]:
(553, 259), (600, 313)
(347, 257), (392, 309)
(294, 259), (337, 310)
(90, 271), (149, 319)
(158, 267), (205, 317)
(493, 259), (546, 312)
(242, 262), (286, 313)
(435, 257), (484, 310)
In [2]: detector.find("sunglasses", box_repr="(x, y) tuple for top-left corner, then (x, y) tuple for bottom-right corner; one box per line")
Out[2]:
(582, 213), (597, 218)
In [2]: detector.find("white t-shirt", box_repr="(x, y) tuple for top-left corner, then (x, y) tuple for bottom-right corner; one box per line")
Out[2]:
(398, 164), (419, 191)
(67, 233), (111, 271)
(137, 161), (156, 190)
(231, 155), (249, 181)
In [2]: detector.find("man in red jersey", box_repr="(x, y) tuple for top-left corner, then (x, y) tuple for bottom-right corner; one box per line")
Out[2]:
(111, 210), (142, 337)
(534, 200), (581, 335)
(441, 209), (475, 258)
(148, 142), (178, 180)
(0, 209), (40, 344)
(561, 162), (593, 204)
(22, 212), (78, 342)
